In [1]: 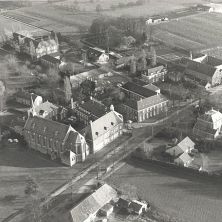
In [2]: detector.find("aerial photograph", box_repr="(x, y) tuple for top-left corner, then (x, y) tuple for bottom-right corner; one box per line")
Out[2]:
(1, 0), (222, 221)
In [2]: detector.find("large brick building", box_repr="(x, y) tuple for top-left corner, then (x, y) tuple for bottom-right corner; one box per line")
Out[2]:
(118, 82), (168, 122)
(24, 116), (89, 164)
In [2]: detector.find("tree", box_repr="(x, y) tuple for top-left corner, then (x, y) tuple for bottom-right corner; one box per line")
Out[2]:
(150, 46), (157, 67)
(64, 76), (72, 103)
(24, 177), (39, 196)
(140, 49), (147, 71)
(130, 55), (137, 75)
(96, 4), (102, 14)
(80, 79), (96, 97)
(0, 81), (6, 111)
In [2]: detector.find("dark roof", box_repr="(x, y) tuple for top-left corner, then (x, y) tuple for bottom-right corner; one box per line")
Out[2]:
(16, 90), (38, 102)
(193, 119), (217, 136)
(70, 184), (117, 222)
(186, 60), (216, 77)
(24, 116), (70, 142)
(41, 54), (60, 64)
(122, 82), (156, 98)
(202, 56), (222, 67)
(78, 99), (107, 119)
(117, 198), (131, 208)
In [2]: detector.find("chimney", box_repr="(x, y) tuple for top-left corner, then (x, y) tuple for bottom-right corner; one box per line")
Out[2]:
(110, 104), (114, 111)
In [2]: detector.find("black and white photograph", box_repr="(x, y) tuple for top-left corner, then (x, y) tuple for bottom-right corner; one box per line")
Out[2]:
(1, 0), (222, 221)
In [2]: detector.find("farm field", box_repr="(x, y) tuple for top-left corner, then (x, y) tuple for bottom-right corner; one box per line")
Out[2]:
(107, 159), (222, 222)
(12, 4), (98, 33)
(0, 15), (45, 42)
(154, 12), (222, 51)
(58, 0), (216, 17)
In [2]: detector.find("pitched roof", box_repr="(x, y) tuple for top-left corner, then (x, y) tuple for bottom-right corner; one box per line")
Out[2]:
(34, 101), (58, 115)
(143, 83), (160, 92)
(201, 56), (222, 67)
(147, 65), (165, 75)
(77, 99), (107, 119)
(166, 146), (183, 157)
(186, 60), (216, 77)
(41, 54), (60, 64)
(122, 82), (156, 98)
(177, 136), (195, 152)
(84, 111), (123, 141)
(175, 152), (193, 164)
(199, 109), (222, 124)
(24, 116), (71, 142)
(70, 184), (117, 222)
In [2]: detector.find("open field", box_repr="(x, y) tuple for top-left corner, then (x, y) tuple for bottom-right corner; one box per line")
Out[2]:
(154, 12), (222, 51)
(107, 159), (222, 222)
(0, 143), (74, 221)
(57, 0), (216, 17)
(0, 15), (45, 42)
(10, 4), (98, 33)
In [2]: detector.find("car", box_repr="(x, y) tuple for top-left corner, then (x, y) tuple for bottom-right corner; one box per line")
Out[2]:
(8, 138), (13, 143)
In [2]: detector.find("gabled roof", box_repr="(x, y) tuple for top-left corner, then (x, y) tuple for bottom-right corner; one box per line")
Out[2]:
(41, 54), (60, 64)
(201, 56), (222, 67)
(77, 99), (107, 119)
(147, 65), (165, 75)
(186, 60), (216, 77)
(143, 83), (160, 92)
(175, 152), (193, 164)
(84, 111), (123, 141)
(34, 101), (58, 115)
(24, 116), (71, 142)
(166, 137), (195, 156)
(198, 109), (222, 124)
(70, 184), (117, 222)
(122, 82), (156, 98)
(177, 136), (195, 152)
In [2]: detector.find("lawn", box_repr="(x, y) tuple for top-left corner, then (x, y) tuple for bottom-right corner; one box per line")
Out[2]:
(0, 142), (78, 221)
(107, 159), (222, 222)
(154, 12), (222, 51)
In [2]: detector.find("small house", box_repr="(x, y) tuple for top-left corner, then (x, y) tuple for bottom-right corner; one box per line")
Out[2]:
(166, 137), (195, 157)
(174, 152), (194, 167)
(116, 197), (131, 210)
(129, 200), (148, 215)
(99, 203), (114, 217)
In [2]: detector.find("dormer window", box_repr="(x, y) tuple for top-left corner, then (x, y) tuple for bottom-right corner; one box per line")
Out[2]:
(95, 132), (99, 136)
(43, 127), (47, 133)
(31, 123), (35, 129)
(111, 122), (114, 126)
(55, 131), (59, 136)
(104, 127), (107, 130)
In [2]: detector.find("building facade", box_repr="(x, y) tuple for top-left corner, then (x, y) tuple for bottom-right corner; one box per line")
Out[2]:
(119, 82), (168, 122)
(24, 116), (89, 164)
(193, 109), (222, 140)
(83, 109), (123, 153)
(141, 65), (167, 83)
(11, 30), (59, 60)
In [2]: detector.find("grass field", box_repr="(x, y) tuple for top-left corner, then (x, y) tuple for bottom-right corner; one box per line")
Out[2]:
(58, 0), (217, 17)
(107, 159), (222, 222)
(0, 143), (78, 221)
(154, 12), (222, 51)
